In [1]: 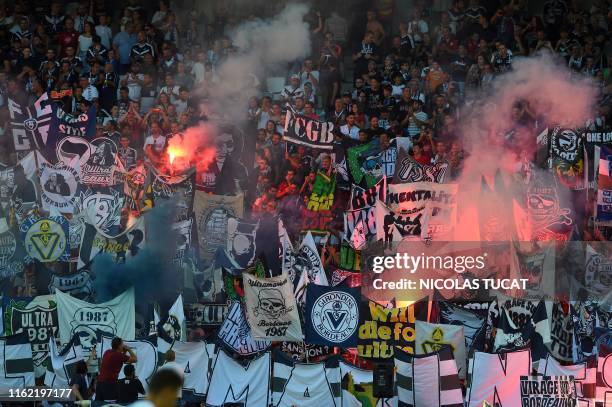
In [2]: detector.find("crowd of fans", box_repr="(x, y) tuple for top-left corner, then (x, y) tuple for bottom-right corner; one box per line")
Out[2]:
(0, 0), (611, 403)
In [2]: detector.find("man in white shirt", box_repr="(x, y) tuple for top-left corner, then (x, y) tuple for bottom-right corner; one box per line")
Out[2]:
(95, 13), (113, 49)
(144, 122), (167, 163)
(280, 75), (303, 105)
(79, 75), (98, 102)
(159, 73), (180, 104)
(340, 114), (360, 140)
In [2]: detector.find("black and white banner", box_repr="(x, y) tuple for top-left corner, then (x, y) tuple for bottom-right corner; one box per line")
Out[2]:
(519, 376), (576, 407)
(217, 301), (270, 355)
(243, 273), (303, 341)
(284, 109), (335, 150)
(393, 148), (449, 183)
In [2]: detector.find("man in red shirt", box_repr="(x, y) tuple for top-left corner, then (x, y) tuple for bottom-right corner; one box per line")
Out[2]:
(96, 337), (137, 401)
(58, 17), (79, 57)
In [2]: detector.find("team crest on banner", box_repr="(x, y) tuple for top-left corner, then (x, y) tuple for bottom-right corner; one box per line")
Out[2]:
(243, 273), (303, 341)
(217, 301), (270, 355)
(305, 284), (360, 347)
(20, 216), (69, 263)
(75, 187), (125, 235)
(38, 161), (80, 213)
(226, 218), (258, 269)
(393, 148), (449, 183)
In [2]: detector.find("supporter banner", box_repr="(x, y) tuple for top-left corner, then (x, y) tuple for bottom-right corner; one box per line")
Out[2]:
(349, 177), (387, 211)
(393, 148), (449, 183)
(271, 350), (341, 406)
(55, 288), (135, 351)
(44, 335), (84, 389)
(343, 207), (376, 245)
(143, 167), (195, 220)
(4, 295), (57, 376)
(514, 175), (573, 242)
(243, 273), (303, 341)
(99, 332), (157, 395)
(437, 301), (486, 356)
(358, 298), (428, 359)
(45, 103), (96, 161)
(48, 271), (94, 301)
(279, 341), (332, 362)
(226, 217), (258, 269)
(331, 269), (363, 288)
(0, 333), (35, 389)
(0, 225), (25, 279)
(307, 171), (336, 211)
(0, 152), (39, 222)
(186, 303), (228, 328)
(217, 301), (270, 355)
(283, 109), (335, 150)
(375, 199), (424, 242)
(206, 350), (270, 407)
(415, 321), (466, 379)
(7, 93), (52, 158)
(305, 284), (360, 347)
(386, 182), (458, 241)
(171, 217), (193, 265)
(395, 346), (463, 407)
(161, 295), (186, 341)
(549, 126), (585, 190)
(75, 186), (125, 236)
(77, 216), (145, 268)
(546, 302), (574, 362)
(56, 136), (124, 187)
(597, 343), (612, 404)
(20, 216), (69, 263)
(538, 354), (596, 402)
(38, 159), (80, 214)
(509, 242), (556, 299)
(288, 232), (328, 301)
(520, 376), (576, 406)
(193, 191), (244, 263)
(596, 145), (612, 221)
(339, 242), (361, 271)
(466, 349), (532, 407)
(493, 307), (548, 362)
(347, 140), (389, 188)
(340, 361), (398, 407)
(571, 301), (597, 362)
(584, 244), (612, 296)
(300, 207), (333, 233)
(164, 340), (215, 400)
(124, 163), (147, 212)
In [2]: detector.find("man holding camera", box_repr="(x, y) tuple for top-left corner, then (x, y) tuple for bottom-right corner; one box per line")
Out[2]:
(96, 336), (137, 402)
